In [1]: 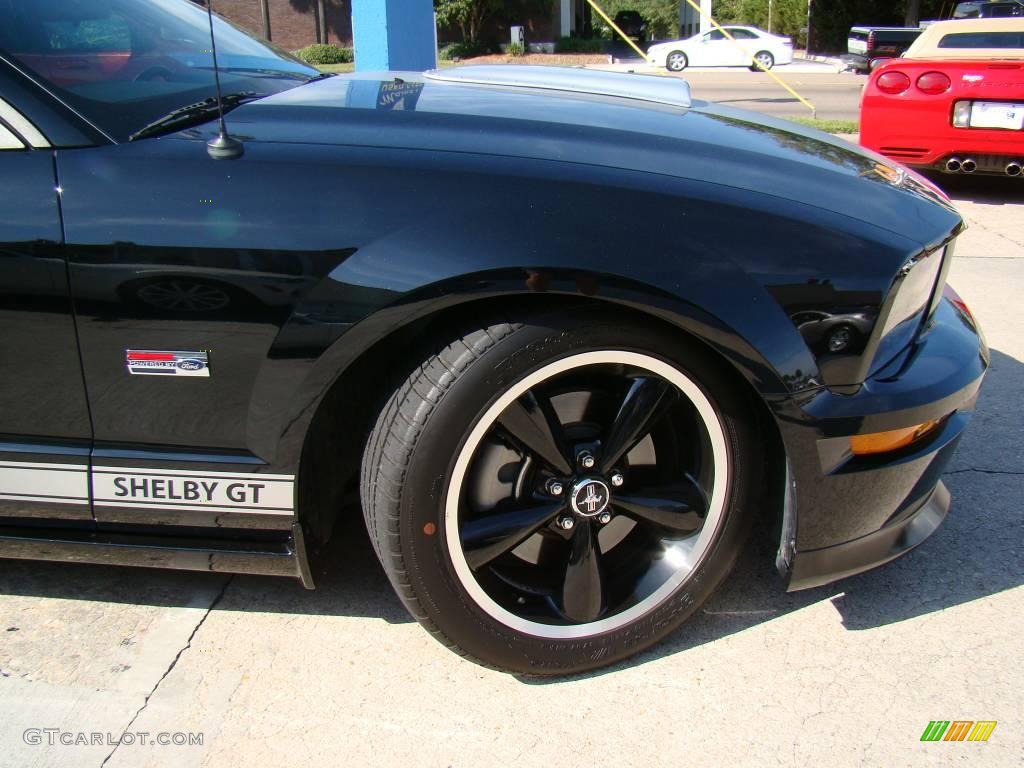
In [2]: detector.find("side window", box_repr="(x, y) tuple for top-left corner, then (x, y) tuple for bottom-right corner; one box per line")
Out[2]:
(705, 30), (725, 42)
(0, 123), (26, 150)
(0, 98), (49, 149)
(730, 29), (757, 40)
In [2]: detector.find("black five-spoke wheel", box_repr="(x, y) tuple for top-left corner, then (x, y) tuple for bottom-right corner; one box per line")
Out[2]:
(450, 352), (725, 634)
(362, 312), (756, 674)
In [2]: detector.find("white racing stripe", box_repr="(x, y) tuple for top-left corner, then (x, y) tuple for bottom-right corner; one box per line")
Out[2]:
(0, 460), (295, 516)
(0, 463), (88, 504)
(92, 467), (294, 515)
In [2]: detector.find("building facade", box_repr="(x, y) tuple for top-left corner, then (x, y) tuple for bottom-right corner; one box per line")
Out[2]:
(210, 0), (352, 51)
(207, 0), (712, 52)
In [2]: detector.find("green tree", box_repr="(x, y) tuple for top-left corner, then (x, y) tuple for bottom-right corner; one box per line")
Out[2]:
(802, 0), (949, 52)
(738, 0), (808, 40)
(434, 0), (488, 44)
(434, 0), (554, 45)
(591, 0), (680, 39)
(712, 0), (951, 52)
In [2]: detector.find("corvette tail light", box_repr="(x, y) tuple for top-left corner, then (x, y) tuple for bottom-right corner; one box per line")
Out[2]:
(917, 71), (951, 94)
(877, 71), (911, 94)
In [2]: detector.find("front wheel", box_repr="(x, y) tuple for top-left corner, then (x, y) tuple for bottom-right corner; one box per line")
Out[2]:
(361, 310), (760, 674)
(666, 51), (688, 72)
(751, 51), (774, 71)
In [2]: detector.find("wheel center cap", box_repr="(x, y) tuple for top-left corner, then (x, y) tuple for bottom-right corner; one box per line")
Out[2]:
(569, 478), (611, 517)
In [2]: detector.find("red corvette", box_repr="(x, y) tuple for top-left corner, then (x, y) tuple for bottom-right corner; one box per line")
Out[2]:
(861, 18), (1024, 176)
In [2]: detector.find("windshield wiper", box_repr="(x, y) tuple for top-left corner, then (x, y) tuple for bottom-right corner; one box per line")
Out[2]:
(195, 67), (336, 82)
(128, 91), (259, 142)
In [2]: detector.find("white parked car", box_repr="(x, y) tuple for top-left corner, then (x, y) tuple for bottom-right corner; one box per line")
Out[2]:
(647, 26), (794, 71)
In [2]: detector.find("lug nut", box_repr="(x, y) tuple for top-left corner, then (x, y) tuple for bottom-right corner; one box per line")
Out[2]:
(610, 472), (624, 487)
(577, 451), (596, 469)
(558, 516), (575, 531)
(598, 511), (612, 524)
(546, 480), (564, 496)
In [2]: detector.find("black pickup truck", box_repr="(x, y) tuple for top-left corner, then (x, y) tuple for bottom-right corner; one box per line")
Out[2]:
(844, 26), (923, 73)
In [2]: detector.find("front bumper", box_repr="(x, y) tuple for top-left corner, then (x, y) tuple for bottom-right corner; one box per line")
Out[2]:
(773, 289), (988, 590)
(841, 53), (870, 72)
(789, 481), (949, 590)
(646, 51), (667, 67)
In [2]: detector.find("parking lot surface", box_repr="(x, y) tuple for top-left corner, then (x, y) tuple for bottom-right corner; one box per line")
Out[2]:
(591, 63), (865, 121)
(1, 175), (1022, 768)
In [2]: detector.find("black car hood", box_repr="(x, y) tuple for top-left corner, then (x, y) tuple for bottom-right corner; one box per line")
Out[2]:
(224, 69), (960, 246)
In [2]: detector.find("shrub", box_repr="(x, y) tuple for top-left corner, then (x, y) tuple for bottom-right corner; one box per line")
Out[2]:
(507, 41), (526, 57)
(292, 44), (353, 65)
(554, 36), (605, 53)
(439, 43), (463, 60)
(438, 41), (490, 60)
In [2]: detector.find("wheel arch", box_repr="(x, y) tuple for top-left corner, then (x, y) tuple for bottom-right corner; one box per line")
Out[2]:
(290, 283), (789, 550)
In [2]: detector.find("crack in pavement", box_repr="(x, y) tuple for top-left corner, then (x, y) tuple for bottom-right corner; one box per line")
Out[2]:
(961, 215), (1024, 250)
(99, 575), (234, 768)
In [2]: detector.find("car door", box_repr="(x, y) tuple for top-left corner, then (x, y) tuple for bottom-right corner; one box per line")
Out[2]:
(57, 138), (321, 529)
(723, 28), (758, 66)
(692, 30), (730, 66)
(0, 97), (93, 526)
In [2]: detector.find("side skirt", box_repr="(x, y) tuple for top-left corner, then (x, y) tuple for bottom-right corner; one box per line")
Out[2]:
(0, 522), (315, 589)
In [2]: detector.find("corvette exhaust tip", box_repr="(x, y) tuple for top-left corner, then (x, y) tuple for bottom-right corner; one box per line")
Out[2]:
(945, 157), (962, 173)
(961, 158), (977, 174)
(1006, 162), (1022, 177)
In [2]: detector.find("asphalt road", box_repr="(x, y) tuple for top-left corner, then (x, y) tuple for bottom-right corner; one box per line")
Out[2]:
(592, 60), (867, 122)
(1, 172), (1022, 767)
(683, 70), (865, 121)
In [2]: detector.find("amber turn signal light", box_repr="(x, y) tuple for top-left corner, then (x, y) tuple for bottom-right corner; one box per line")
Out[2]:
(849, 418), (945, 456)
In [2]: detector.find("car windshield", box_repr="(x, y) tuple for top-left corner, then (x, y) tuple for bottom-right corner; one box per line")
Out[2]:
(0, 0), (321, 141)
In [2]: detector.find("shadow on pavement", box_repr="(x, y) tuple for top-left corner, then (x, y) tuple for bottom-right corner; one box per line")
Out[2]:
(925, 171), (1024, 203)
(714, 97), (799, 105)
(0, 515), (414, 625)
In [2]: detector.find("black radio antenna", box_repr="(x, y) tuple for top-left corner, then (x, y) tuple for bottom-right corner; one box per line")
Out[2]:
(205, 0), (244, 159)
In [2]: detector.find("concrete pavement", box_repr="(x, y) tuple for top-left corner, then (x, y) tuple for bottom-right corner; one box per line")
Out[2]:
(1, 181), (1022, 767)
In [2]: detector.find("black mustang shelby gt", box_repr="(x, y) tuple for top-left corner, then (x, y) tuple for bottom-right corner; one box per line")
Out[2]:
(0, 0), (988, 674)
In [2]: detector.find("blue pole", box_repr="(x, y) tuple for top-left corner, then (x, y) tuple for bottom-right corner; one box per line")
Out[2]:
(352, 0), (437, 71)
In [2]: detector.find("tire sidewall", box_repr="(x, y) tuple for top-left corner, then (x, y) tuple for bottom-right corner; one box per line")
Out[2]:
(396, 314), (754, 674)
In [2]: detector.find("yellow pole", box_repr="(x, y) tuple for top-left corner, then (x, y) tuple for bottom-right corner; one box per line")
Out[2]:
(678, 0), (816, 116)
(584, 0), (650, 62)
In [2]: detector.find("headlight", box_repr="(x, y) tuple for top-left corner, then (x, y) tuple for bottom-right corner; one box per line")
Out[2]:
(881, 247), (946, 338)
(870, 245), (947, 371)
